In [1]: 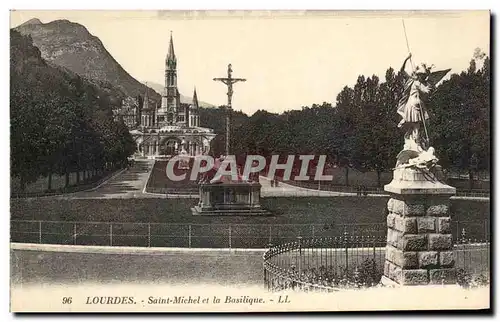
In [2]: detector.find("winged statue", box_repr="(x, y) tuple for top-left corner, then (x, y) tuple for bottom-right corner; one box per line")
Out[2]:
(395, 53), (450, 169)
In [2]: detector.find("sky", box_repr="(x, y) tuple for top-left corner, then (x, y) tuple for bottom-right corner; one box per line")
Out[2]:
(10, 10), (490, 115)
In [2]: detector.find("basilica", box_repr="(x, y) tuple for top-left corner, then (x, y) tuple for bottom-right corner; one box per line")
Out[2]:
(115, 33), (216, 159)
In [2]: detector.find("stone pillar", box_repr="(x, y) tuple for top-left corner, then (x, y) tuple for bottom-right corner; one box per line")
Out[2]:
(198, 185), (213, 211)
(251, 184), (261, 207)
(382, 166), (456, 286)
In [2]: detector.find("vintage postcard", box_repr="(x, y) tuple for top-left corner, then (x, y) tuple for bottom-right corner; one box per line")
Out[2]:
(9, 10), (490, 312)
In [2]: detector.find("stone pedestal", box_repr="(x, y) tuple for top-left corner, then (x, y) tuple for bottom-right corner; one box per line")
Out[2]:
(382, 166), (456, 286)
(191, 182), (272, 216)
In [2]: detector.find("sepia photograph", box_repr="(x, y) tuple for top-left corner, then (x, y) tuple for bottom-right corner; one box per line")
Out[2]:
(8, 8), (491, 313)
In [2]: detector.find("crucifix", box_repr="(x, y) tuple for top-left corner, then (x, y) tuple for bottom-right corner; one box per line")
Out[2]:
(213, 63), (246, 156)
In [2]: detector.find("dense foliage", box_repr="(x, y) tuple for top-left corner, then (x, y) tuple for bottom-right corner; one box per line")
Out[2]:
(227, 51), (490, 187)
(10, 30), (136, 190)
(199, 106), (249, 157)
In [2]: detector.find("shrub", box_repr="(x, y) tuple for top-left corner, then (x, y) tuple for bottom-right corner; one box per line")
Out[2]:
(456, 268), (489, 288)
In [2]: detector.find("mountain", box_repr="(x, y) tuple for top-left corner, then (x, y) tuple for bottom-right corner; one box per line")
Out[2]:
(14, 18), (160, 103)
(144, 81), (215, 108)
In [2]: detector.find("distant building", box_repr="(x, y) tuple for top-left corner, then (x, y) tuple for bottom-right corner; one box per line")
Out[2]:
(114, 33), (216, 158)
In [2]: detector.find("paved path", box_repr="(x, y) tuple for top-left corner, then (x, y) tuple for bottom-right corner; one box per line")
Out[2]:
(52, 160), (158, 199)
(259, 176), (386, 197)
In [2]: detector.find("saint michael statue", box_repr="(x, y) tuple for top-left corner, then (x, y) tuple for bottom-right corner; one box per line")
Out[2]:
(395, 53), (450, 168)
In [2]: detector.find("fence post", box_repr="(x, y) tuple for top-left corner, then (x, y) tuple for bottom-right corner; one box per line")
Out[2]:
(372, 236), (376, 276)
(228, 225), (232, 249)
(73, 223), (77, 245)
(263, 265), (267, 289)
(148, 223), (151, 247)
(312, 225), (315, 238)
(110, 224), (113, 246)
(188, 224), (192, 248)
(38, 221), (42, 244)
(269, 226), (272, 244)
(297, 236), (302, 276)
(344, 225), (349, 273)
(484, 219), (488, 242)
(372, 236), (376, 260)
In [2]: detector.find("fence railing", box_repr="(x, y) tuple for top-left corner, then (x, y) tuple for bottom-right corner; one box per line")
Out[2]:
(10, 219), (489, 248)
(271, 177), (490, 197)
(11, 219), (490, 290)
(263, 233), (490, 292)
(274, 179), (490, 198)
(263, 234), (387, 292)
(10, 220), (389, 249)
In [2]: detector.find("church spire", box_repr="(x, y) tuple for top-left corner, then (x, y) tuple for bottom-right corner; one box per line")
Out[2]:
(143, 83), (149, 109)
(164, 31), (178, 125)
(192, 87), (198, 108)
(167, 31), (176, 67)
(190, 86), (200, 127)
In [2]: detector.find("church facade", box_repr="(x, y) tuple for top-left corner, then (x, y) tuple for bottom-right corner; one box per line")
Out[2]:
(114, 33), (216, 159)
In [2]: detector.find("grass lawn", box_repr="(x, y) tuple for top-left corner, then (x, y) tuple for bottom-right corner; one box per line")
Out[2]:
(146, 160), (199, 194)
(10, 196), (490, 248)
(10, 196), (489, 224)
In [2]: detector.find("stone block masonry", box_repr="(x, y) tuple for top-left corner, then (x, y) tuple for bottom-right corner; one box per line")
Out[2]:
(382, 167), (456, 286)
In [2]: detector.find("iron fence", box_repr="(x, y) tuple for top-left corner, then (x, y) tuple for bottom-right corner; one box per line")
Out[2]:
(454, 227), (491, 286)
(10, 219), (489, 249)
(10, 220), (390, 248)
(263, 223), (490, 292)
(271, 178), (490, 199)
(10, 219), (490, 290)
(259, 190), (489, 199)
(263, 234), (387, 292)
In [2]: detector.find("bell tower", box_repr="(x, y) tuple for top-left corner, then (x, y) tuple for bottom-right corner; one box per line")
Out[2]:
(189, 87), (200, 127)
(161, 31), (179, 125)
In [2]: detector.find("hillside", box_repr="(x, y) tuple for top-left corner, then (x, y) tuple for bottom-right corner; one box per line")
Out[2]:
(14, 18), (217, 110)
(10, 29), (135, 188)
(14, 18), (160, 103)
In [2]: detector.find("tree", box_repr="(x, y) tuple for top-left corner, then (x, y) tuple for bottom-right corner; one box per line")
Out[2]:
(429, 50), (490, 190)
(10, 30), (136, 192)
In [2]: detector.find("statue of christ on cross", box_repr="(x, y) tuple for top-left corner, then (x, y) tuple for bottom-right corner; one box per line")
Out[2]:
(213, 64), (246, 156)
